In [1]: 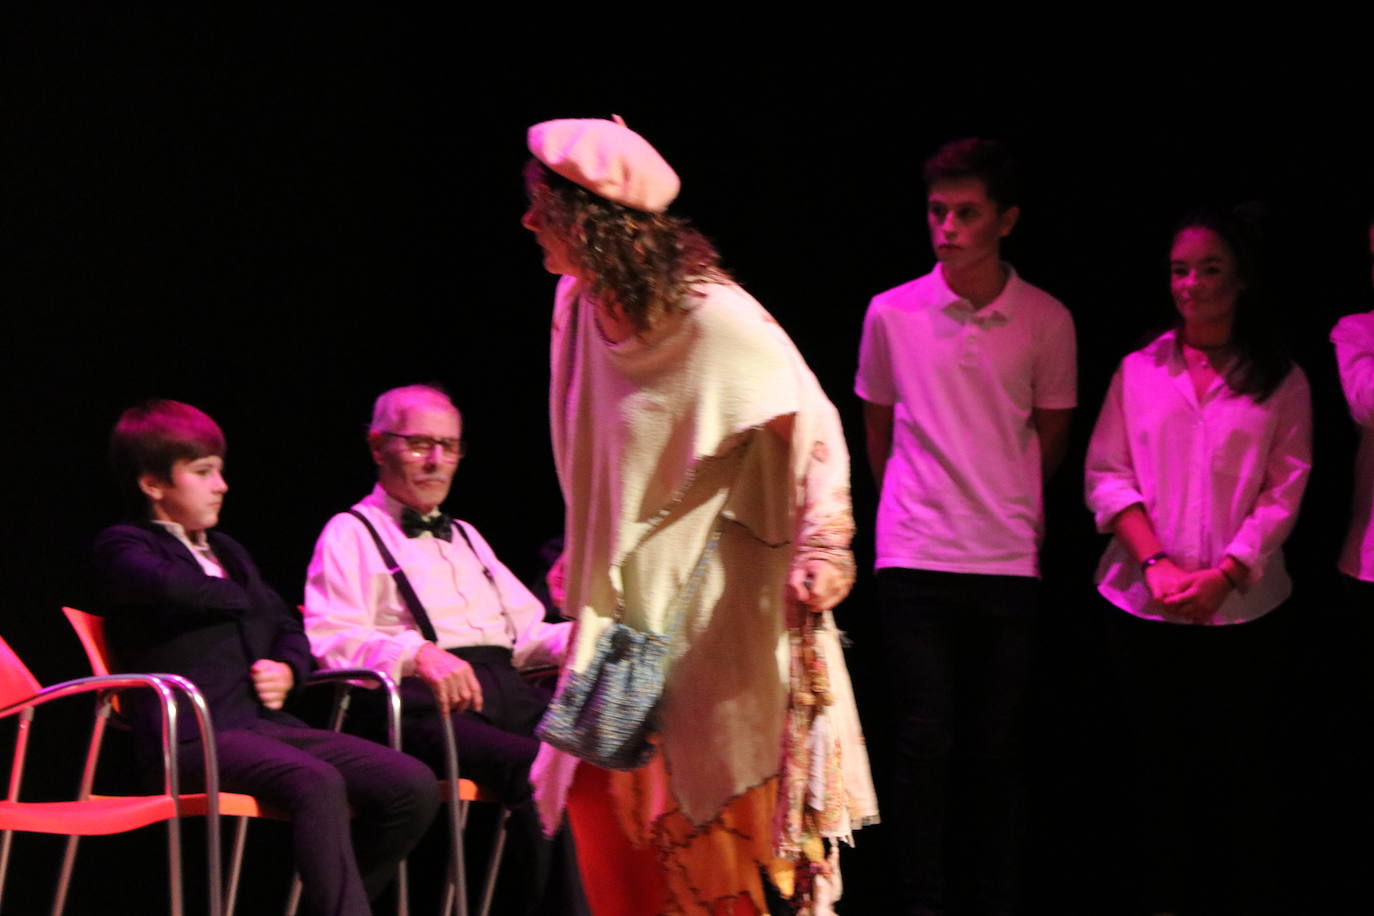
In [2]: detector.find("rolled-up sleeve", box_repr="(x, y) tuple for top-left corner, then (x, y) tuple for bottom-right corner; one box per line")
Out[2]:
(1333, 314), (1374, 428)
(1085, 367), (1146, 533)
(1222, 368), (1313, 582)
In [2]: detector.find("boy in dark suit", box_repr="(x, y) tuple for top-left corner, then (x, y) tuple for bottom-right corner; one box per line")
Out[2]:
(92, 399), (438, 916)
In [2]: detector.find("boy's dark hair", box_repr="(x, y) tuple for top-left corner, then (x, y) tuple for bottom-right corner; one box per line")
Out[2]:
(923, 137), (1022, 212)
(110, 400), (225, 516)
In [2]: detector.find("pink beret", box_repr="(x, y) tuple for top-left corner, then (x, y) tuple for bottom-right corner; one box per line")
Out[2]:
(527, 117), (680, 213)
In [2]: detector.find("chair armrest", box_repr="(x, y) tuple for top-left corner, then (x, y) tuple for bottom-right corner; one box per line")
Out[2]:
(302, 669), (402, 752)
(0, 673), (179, 722)
(108, 672), (225, 912)
(2, 674), (203, 808)
(305, 668), (399, 692)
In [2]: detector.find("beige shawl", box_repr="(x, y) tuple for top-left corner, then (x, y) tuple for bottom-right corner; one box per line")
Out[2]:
(533, 275), (876, 851)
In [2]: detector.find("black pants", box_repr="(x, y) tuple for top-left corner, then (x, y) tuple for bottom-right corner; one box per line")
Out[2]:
(396, 646), (551, 803)
(177, 718), (439, 916)
(1104, 603), (1288, 915)
(877, 568), (1039, 916)
(360, 646), (585, 916)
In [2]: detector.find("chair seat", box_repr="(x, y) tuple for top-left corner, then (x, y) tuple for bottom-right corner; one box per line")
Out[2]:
(440, 779), (496, 804)
(92, 792), (290, 820)
(0, 790), (297, 837)
(0, 795), (184, 836)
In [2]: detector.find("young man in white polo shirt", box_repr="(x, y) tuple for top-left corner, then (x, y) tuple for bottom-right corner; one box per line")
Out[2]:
(856, 138), (1076, 916)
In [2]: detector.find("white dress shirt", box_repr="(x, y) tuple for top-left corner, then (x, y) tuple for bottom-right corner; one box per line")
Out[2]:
(1332, 311), (1374, 581)
(304, 485), (571, 679)
(1086, 331), (1312, 624)
(152, 520), (225, 577)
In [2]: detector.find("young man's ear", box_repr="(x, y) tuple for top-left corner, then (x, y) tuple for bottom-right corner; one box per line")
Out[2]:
(997, 205), (1021, 239)
(138, 472), (166, 503)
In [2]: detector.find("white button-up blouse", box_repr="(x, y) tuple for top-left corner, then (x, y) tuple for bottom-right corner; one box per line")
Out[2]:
(1085, 330), (1312, 625)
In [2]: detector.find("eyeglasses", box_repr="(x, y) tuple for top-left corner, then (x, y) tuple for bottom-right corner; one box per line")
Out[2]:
(379, 432), (464, 461)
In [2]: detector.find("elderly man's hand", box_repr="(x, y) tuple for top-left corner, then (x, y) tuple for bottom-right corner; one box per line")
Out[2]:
(415, 642), (484, 714)
(250, 659), (295, 710)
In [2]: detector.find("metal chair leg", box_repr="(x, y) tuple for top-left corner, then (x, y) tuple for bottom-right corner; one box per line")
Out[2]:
(167, 811), (184, 916)
(224, 816), (249, 915)
(0, 829), (13, 906)
(440, 870), (456, 916)
(443, 793), (468, 916)
(50, 835), (80, 915)
(475, 808), (509, 916)
(284, 873), (303, 916)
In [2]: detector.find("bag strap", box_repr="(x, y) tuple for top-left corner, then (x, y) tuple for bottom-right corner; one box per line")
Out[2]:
(658, 525), (721, 646)
(346, 508), (439, 643)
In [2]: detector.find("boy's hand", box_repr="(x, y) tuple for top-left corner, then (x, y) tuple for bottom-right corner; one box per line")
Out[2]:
(250, 659), (295, 710)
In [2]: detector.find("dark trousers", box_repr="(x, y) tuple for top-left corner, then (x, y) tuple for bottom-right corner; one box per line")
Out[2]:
(375, 647), (585, 916)
(877, 567), (1039, 916)
(396, 647), (551, 803)
(177, 718), (439, 916)
(1104, 603), (1288, 915)
(1344, 575), (1374, 711)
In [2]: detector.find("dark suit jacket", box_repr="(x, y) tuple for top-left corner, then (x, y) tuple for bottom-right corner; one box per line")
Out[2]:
(90, 521), (314, 741)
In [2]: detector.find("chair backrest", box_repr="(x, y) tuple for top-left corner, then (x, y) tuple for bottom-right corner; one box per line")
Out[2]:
(0, 634), (43, 709)
(62, 607), (112, 677)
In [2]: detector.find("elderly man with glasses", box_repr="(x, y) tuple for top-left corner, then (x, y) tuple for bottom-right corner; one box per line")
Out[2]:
(304, 383), (578, 915)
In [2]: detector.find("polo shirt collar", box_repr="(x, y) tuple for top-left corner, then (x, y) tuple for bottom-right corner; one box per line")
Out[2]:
(935, 263), (1022, 324)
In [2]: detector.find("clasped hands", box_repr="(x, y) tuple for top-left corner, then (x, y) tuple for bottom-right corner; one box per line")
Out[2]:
(1143, 558), (1237, 622)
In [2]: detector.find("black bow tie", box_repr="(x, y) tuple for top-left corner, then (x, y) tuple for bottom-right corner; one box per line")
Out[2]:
(400, 508), (452, 542)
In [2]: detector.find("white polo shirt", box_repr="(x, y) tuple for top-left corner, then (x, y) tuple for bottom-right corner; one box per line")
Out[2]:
(855, 264), (1077, 577)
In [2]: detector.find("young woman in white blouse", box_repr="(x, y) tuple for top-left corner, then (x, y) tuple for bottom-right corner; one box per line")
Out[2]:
(1085, 210), (1312, 916)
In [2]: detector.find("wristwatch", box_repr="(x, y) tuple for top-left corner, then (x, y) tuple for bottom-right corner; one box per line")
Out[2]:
(1140, 551), (1169, 573)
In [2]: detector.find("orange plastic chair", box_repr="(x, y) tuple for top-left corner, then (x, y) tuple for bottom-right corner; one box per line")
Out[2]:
(0, 633), (226, 916)
(60, 607), (416, 916)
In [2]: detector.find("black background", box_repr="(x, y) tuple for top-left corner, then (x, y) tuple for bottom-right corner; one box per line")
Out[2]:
(3, 11), (1372, 914)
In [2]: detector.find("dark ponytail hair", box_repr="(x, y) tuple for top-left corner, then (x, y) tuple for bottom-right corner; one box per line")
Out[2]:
(1173, 205), (1291, 402)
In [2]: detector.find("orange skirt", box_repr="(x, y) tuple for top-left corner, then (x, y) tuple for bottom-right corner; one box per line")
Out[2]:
(566, 762), (773, 916)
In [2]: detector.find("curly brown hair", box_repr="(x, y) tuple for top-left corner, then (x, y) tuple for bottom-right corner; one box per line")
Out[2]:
(523, 159), (728, 334)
